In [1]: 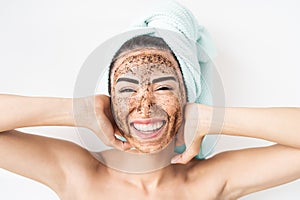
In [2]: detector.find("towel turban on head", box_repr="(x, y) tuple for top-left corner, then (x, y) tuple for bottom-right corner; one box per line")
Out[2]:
(111, 0), (219, 158)
(128, 0), (217, 104)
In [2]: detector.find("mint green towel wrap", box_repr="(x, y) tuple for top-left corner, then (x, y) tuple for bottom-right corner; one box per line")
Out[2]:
(114, 0), (219, 159)
(132, 0), (219, 159)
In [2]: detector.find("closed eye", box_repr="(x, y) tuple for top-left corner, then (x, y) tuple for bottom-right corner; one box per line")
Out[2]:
(156, 86), (173, 91)
(119, 88), (136, 93)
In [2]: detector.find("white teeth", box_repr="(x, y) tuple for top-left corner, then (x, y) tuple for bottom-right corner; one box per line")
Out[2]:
(133, 121), (164, 133)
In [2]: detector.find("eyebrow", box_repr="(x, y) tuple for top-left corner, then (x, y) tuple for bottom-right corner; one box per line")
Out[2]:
(116, 76), (176, 84)
(152, 76), (176, 84)
(116, 77), (139, 84)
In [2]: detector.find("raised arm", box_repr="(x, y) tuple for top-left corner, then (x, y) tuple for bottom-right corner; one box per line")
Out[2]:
(217, 106), (300, 148)
(173, 104), (300, 198)
(0, 94), (74, 132)
(173, 105), (300, 163)
(0, 94), (129, 194)
(219, 106), (300, 198)
(0, 94), (130, 148)
(0, 94), (77, 193)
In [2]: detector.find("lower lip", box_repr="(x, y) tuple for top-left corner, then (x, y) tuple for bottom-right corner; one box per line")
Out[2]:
(131, 124), (165, 139)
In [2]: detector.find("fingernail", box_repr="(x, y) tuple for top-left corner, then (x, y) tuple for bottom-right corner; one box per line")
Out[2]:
(171, 155), (181, 164)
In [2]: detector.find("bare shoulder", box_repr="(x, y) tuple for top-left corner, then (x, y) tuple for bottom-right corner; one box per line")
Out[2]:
(0, 130), (99, 197)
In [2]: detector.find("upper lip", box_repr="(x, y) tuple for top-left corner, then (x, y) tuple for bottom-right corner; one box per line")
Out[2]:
(129, 118), (166, 139)
(130, 118), (164, 125)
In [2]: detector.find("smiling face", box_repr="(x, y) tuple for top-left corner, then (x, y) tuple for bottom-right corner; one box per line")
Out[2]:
(110, 49), (186, 153)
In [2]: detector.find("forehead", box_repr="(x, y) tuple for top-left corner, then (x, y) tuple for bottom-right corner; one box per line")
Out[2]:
(111, 49), (181, 79)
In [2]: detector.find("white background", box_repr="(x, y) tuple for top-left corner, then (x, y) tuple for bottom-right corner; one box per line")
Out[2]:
(1, 0), (300, 199)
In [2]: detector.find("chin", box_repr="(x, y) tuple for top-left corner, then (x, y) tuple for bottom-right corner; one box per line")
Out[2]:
(119, 117), (180, 153)
(126, 132), (175, 153)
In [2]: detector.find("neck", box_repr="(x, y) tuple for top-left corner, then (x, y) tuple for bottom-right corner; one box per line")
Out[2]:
(107, 162), (176, 191)
(91, 139), (177, 174)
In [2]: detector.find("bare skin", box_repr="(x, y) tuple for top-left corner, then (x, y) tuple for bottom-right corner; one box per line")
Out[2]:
(1, 94), (300, 199)
(110, 49), (186, 153)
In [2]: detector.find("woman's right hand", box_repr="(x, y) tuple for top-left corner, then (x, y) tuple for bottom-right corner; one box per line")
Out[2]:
(73, 95), (132, 151)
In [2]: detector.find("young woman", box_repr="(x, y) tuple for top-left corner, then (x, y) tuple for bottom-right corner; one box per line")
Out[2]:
(1, 1), (300, 199)
(1, 33), (300, 199)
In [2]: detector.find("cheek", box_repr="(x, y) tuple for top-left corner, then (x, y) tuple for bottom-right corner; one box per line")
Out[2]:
(111, 94), (130, 126)
(155, 93), (183, 117)
(156, 93), (183, 138)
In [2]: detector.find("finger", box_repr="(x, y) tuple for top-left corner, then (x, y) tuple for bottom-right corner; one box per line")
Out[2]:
(111, 138), (132, 151)
(98, 127), (132, 151)
(113, 126), (122, 136)
(96, 115), (120, 147)
(96, 124), (115, 146)
(171, 140), (201, 164)
(112, 130), (133, 151)
(175, 124), (185, 147)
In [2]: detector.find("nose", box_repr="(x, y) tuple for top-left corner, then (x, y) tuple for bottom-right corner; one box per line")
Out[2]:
(137, 88), (153, 117)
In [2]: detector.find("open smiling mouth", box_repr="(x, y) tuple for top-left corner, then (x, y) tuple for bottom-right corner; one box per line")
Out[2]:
(130, 119), (166, 139)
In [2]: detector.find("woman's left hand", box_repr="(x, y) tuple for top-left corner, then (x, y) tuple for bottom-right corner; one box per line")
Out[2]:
(172, 103), (213, 164)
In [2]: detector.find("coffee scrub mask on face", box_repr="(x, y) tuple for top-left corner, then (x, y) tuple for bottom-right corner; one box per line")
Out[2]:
(110, 48), (187, 153)
(74, 27), (221, 173)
